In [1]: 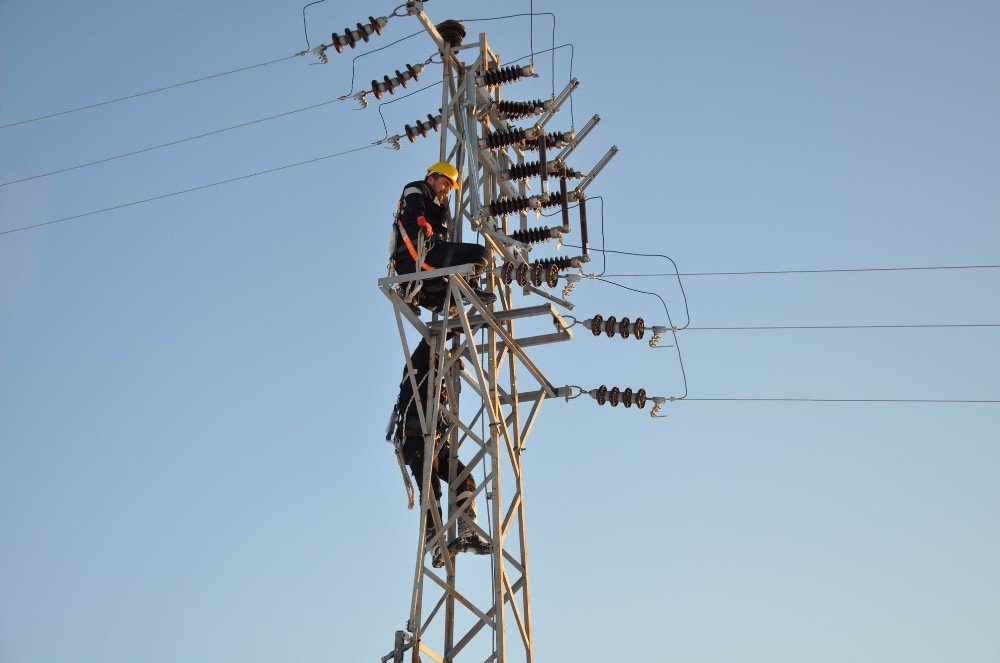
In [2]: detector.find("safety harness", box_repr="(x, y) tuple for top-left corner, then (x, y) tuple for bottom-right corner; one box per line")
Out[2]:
(390, 185), (440, 303)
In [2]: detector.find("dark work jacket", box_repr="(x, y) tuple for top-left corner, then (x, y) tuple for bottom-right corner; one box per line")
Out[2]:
(396, 179), (451, 254)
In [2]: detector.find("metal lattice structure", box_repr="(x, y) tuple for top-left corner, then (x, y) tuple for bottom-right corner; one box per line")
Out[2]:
(377, 4), (616, 661)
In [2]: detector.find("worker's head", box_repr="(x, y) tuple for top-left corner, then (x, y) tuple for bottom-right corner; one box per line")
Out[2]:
(426, 161), (460, 200)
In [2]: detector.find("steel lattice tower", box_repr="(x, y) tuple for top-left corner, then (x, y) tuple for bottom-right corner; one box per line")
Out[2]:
(378, 4), (615, 660)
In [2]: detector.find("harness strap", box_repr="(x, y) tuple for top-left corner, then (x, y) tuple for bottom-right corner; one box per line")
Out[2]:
(394, 440), (416, 510)
(396, 219), (435, 271)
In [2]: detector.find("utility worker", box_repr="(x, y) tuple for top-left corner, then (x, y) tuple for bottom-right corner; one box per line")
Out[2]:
(392, 162), (496, 312)
(389, 337), (492, 567)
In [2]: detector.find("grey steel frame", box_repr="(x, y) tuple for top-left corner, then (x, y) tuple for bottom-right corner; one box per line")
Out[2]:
(378, 5), (575, 661)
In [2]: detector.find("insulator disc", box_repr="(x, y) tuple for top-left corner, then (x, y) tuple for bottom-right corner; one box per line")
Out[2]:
(501, 262), (515, 285)
(636, 388), (647, 409)
(534, 256), (573, 271)
(510, 226), (552, 244)
(590, 314), (603, 336)
(619, 317), (631, 339)
(623, 388), (634, 408)
(634, 317), (645, 340)
(481, 64), (527, 87)
(484, 128), (527, 150)
(604, 315), (617, 338)
(543, 189), (567, 209)
(596, 385), (608, 406)
(545, 131), (569, 146)
(516, 263), (529, 287)
(506, 160), (546, 181)
(490, 195), (531, 216)
(531, 263), (544, 287)
(609, 387), (621, 407)
(546, 263), (560, 288)
(496, 99), (546, 119)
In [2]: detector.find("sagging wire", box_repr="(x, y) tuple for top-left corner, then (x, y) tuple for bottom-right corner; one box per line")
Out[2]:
(335, 31), (424, 100)
(556, 195), (692, 331)
(3, 97), (350, 187)
(592, 277), (689, 401)
(0, 54), (305, 131)
(1, 142), (383, 236)
(530, 0), (535, 67)
(583, 247), (692, 330)
(301, 0), (329, 51)
(5, 50), (439, 186)
(457, 13), (554, 88)
(547, 194), (693, 330)
(455, 13), (572, 128)
(512, 41), (574, 129)
(598, 263), (1000, 277)
(375, 80), (444, 149)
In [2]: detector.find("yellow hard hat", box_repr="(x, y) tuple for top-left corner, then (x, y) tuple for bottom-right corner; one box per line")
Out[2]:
(427, 161), (460, 187)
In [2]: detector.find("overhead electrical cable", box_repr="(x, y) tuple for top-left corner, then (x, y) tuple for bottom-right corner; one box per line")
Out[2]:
(457, 12), (557, 97)
(0, 143), (379, 237)
(301, 0), (330, 51)
(599, 264), (1000, 277)
(1, 40), (581, 236)
(683, 397), (1000, 404)
(684, 323), (1000, 331)
(592, 276), (690, 400)
(0, 54), (304, 130)
(5, 36), (571, 185)
(2, 97), (344, 187)
(338, 30), (424, 98)
(376, 81), (443, 142)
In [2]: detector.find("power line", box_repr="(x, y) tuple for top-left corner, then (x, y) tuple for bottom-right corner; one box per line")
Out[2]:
(592, 276), (690, 399)
(2, 97), (343, 187)
(0, 53), (303, 130)
(1, 42), (580, 233)
(0, 143), (378, 237)
(684, 323), (1000, 331)
(301, 0), (330, 51)
(4, 29), (571, 186)
(600, 264), (1000, 277)
(571, 243), (1000, 278)
(683, 397), (1000, 404)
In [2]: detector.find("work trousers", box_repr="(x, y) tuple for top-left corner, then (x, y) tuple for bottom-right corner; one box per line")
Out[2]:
(395, 241), (488, 310)
(401, 432), (476, 538)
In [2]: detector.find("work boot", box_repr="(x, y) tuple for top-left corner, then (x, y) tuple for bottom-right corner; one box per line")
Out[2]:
(451, 521), (491, 556)
(467, 285), (497, 307)
(448, 495), (492, 556)
(425, 535), (447, 569)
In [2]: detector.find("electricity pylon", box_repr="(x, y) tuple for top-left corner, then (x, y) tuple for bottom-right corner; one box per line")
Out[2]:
(376, 4), (615, 660)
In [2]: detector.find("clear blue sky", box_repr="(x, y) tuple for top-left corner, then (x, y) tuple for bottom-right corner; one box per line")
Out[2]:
(2, 1), (998, 661)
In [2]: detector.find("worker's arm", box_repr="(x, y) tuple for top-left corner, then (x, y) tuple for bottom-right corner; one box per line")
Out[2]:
(400, 184), (443, 240)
